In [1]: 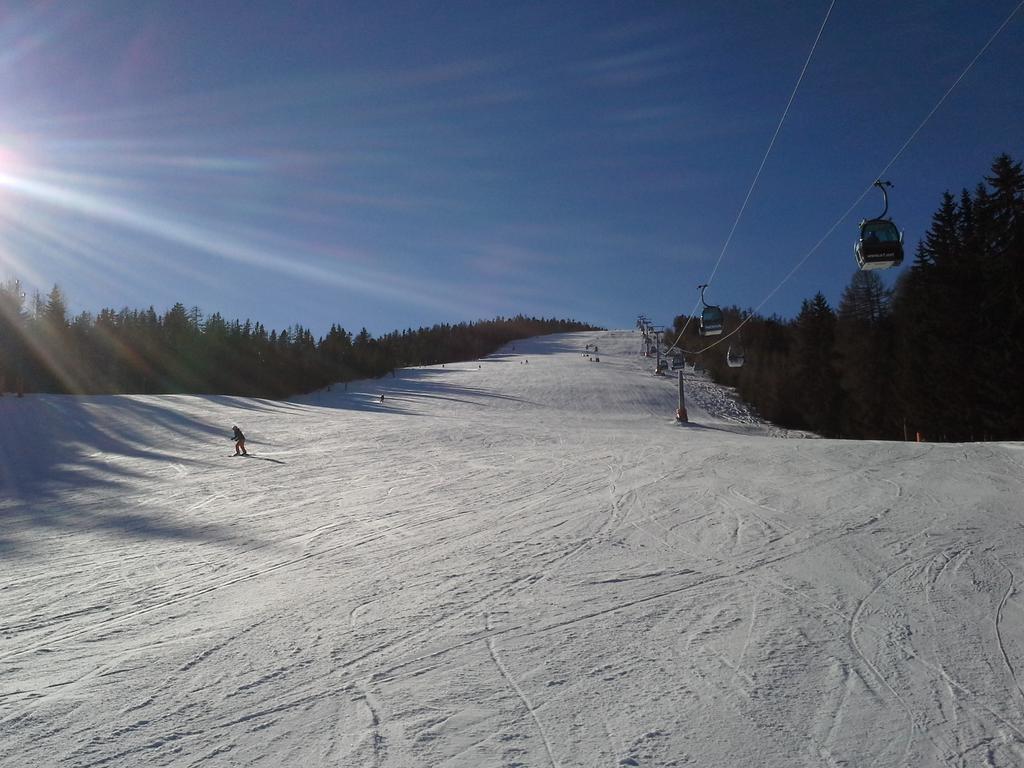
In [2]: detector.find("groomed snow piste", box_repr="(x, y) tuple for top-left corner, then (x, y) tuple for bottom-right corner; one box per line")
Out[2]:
(2, 330), (1023, 766)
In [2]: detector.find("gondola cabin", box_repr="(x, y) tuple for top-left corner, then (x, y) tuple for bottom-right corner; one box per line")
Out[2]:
(855, 219), (904, 270)
(727, 346), (744, 368)
(699, 306), (724, 336)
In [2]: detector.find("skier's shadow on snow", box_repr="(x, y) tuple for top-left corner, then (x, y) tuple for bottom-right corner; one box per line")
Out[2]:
(242, 454), (286, 464)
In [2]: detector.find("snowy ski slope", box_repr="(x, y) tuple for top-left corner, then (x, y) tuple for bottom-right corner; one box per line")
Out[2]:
(2, 330), (1023, 766)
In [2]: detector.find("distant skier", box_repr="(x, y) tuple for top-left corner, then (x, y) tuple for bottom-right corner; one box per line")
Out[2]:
(379, 393), (385, 404)
(232, 425), (248, 456)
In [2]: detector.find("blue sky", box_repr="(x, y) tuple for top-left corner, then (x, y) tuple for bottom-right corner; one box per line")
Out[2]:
(0, 1), (1021, 336)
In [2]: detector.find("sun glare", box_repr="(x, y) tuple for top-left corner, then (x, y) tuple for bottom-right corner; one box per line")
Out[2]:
(0, 143), (22, 173)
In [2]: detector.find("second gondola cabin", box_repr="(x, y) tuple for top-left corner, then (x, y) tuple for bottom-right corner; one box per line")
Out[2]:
(727, 345), (744, 367)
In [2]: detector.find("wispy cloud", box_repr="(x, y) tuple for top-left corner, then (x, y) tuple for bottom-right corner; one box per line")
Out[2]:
(0, 3), (82, 73)
(590, 12), (683, 46)
(462, 242), (554, 279)
(603, 104), (687, 124)
(574, 44), (683, 87)
(388, 57), (503, 87)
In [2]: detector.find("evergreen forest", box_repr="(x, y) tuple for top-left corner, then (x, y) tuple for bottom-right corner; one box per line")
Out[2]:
(0, 291), (596, 400)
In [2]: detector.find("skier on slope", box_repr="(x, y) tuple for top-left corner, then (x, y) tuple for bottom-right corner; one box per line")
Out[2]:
(232, 425), (248, 456)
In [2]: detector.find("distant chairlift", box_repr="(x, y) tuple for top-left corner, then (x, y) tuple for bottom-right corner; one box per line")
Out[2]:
(855, 180), (904, 270)
(697, 284), (724, 336)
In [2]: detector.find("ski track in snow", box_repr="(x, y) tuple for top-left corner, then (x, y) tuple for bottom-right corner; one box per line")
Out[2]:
(995, 559), (1024, 709)
(2, 330), (1024, 766)
(485, 612), (559, 768)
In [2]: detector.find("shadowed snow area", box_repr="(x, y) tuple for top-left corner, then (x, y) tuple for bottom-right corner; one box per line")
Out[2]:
(2, 330), (1023, 766)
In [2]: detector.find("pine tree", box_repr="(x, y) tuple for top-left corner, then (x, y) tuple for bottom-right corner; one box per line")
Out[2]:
(0, 280), (28, 393)
(791, 293), (841, 435)
(835, 271), (893, 437)
(976, 154), (1024, 436)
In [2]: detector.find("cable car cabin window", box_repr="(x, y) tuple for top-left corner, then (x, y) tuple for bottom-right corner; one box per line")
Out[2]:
(862, 221), (900, 242)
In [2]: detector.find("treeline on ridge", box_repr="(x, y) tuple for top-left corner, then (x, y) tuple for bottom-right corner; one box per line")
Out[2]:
(673, 153), (1023, 442)
(0, 293), (597, 399)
